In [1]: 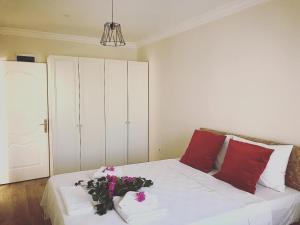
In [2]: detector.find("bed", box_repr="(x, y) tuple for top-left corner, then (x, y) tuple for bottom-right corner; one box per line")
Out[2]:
(41, 129), (300, 225)
(41, 159), (300, 225)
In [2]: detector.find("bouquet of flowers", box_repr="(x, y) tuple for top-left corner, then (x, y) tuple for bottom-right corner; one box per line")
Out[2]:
(75, 174), (153, 215)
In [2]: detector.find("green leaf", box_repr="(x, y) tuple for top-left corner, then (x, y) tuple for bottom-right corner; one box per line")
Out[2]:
(88, 189), (95, 195)
(92, 194), (99, 201)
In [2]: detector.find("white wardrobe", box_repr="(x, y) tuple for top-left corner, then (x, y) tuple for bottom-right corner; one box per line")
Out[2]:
(48, 56), (148, 175)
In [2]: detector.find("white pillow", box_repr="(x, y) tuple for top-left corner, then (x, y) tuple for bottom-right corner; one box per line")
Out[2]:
(231, 135), (293, 192)
(215, 135), (233, 170)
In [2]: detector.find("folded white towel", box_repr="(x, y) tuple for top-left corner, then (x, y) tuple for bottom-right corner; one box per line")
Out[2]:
(90, 166), (122, 179)
(119, 191), (159, 214)
(59, 186), (94, 216)
(114, 193), (167, 224)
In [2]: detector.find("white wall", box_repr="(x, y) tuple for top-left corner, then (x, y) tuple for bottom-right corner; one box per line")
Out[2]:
(138, 0), (300, 161)
(0, 35), (137, 62)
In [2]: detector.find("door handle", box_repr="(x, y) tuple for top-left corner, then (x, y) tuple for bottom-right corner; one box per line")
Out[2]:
(40, 119), (48, 133)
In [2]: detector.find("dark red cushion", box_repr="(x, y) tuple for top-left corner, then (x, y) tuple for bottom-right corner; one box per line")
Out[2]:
(180, 130), (226, 173)
(214, 139), (273, 194)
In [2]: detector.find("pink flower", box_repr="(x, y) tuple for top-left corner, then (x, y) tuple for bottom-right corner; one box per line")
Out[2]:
(121, 176), (128, 182)
(136, 192), (145, 202)
(107, 175), (118, 183)
(103, 166), (115, 172)
(121, 176), (136, 183)
(108, 182), (116, 197)
(106, 166), (115, 171)
(128, 177), (136, 182)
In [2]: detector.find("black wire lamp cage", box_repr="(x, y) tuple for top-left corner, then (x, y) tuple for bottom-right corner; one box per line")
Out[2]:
(100, 0), (126, 47)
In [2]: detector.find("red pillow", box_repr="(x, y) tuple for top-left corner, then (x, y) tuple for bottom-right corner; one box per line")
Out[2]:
(214, 139), (273, 194)
(180, 130), (226, 173)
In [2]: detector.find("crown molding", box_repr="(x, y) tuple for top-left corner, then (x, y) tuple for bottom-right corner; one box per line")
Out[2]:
(0, 0), (271, 49)
(0, 27), (137, 49)
(137, 0), (272, 47)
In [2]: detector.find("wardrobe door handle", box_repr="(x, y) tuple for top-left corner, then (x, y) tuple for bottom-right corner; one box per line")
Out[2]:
(40, 119), (48, 133)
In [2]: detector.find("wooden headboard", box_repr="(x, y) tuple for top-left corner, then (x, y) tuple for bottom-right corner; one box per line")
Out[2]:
(200, 128), (300, 192)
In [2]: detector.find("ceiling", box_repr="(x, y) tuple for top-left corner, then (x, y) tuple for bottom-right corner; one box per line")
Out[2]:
(0, 0), (269, 45)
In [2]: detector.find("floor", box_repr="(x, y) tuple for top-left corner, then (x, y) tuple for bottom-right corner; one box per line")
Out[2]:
(0, 178), (51, 225)
(0, 178), (299, 225)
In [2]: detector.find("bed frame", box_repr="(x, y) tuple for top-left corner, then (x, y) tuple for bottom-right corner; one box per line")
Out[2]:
(200, 128), (300, 192)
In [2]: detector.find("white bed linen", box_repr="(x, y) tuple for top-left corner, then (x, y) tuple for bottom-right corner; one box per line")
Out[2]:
(256, 185), (300, 225)
(59, 186), (94, 216)
(198, 169), (300, 225)
(41, 159), (273, 225)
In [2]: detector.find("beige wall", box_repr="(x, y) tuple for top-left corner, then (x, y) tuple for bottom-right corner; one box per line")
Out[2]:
(0, 35), (138, 62)
(138, 0), (300, 161)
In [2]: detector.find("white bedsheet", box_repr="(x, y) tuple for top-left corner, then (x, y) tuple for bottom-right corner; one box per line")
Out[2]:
(41, 159), (273, 225)
(256, 185), (300, 225)
(209, 169), (300, 225)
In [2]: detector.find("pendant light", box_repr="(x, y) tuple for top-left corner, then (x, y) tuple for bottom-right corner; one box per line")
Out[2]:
(100, 0), (126, 47)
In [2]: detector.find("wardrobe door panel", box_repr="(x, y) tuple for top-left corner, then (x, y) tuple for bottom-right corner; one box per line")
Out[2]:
(105, 60), (127, 166)
(48, 56), (80, 174)
(128, 61), (149, 164)
(79, 58), (105, 170)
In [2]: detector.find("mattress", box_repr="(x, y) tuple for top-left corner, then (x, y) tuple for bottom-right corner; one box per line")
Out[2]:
(256, 185), (300, 225)
(209, 169), (300, 225)
(40, 159), (297, 225)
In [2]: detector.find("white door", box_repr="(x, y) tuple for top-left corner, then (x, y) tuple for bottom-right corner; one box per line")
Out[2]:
(48, 56), (80, 174)
(105, 60), (127, 166)
(79, 58), (105, 170)
(128, 61), (149, 164)
(0, 61), (49, 184)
